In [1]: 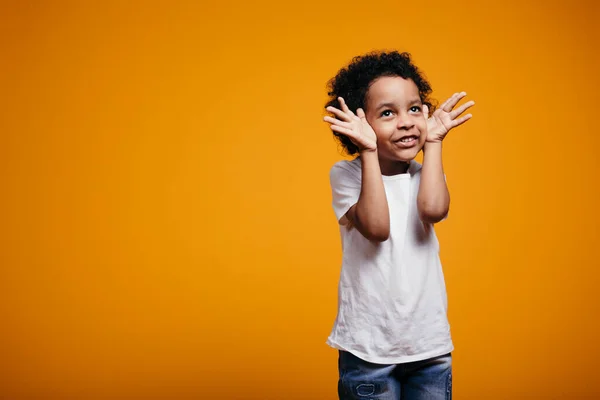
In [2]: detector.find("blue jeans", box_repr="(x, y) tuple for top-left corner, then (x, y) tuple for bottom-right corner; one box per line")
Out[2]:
(337, 351), (452, 400)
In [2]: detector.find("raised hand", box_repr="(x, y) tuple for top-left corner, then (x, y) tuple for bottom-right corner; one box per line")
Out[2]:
(424, 92), (475, 143)
(324, 97), (377, 152)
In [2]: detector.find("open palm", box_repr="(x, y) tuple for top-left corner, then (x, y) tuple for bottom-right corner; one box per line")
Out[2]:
(324, 97), (377, 152)
(425, 92), (475, 143)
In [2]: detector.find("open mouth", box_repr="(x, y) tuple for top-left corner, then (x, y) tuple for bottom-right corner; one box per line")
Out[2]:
(395, 135), (419, 146)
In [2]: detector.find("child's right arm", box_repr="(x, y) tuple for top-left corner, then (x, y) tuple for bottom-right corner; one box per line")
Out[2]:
(345, 150), (390, 242)
(325, 98), (390, 242)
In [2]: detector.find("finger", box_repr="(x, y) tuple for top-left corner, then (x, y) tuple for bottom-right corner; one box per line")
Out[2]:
(326, 106), (353, 122)
(323, 116), (352, 128)
(338, 97), (356, 117)
(444, 92), (467, 111)
(330, 124), (357, 138)
(449, 100), (475, 119)
(356, 108), (366, 119)
(423, 104), (429, 120)
(439, 93), (457, 112)
(449, 113), (473, 128)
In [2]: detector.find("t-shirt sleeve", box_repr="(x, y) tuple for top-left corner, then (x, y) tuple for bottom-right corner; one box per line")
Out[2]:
(414, 161), (449, 223)
(329, 163), (361, 222)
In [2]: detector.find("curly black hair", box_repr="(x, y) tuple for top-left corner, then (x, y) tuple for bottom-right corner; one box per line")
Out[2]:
(325, 51), (437, 156)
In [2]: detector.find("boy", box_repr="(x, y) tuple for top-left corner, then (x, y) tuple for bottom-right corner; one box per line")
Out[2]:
(323, 51), (474, 400)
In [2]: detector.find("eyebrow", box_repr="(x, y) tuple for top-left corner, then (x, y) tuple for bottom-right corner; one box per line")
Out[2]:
(375, 98), (422, 111)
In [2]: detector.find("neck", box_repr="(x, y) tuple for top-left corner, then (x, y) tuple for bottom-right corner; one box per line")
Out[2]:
(378, 158), (410, 176)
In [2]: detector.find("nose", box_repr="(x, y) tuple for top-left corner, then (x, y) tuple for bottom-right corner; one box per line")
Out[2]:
(396, 112), (415, 130)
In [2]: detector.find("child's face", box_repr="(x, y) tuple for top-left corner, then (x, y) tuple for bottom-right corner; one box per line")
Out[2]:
(365, 76), (427, 166)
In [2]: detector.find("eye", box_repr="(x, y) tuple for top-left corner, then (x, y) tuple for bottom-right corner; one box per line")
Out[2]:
(380, 110), (393, 117)
(410, 106), (422, 113)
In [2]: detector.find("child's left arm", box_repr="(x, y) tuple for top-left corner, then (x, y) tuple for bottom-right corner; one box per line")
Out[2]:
(418, 92), (474, 224)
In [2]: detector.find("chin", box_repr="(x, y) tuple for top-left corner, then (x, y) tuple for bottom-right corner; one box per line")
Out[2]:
(395, 147), (421, 162)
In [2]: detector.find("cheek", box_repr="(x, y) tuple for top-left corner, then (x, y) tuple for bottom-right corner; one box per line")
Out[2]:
(372, 121), (394, 139)
(418, 119), (427, 136)
(368, 123), (384, 141)
(418, 120), (428, 144)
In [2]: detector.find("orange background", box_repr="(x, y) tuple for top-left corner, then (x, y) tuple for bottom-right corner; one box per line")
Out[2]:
(1, 1), (599, 399)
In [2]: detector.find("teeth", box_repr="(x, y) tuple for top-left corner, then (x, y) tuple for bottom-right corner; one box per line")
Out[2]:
(401, 137), (415, 142)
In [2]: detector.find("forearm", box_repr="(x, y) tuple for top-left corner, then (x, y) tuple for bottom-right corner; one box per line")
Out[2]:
(417, 142), (450, 223)
(352, 150), (390, 241)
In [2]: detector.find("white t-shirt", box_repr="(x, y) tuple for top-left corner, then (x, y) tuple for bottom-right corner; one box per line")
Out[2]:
(327, 157), (453, 364)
